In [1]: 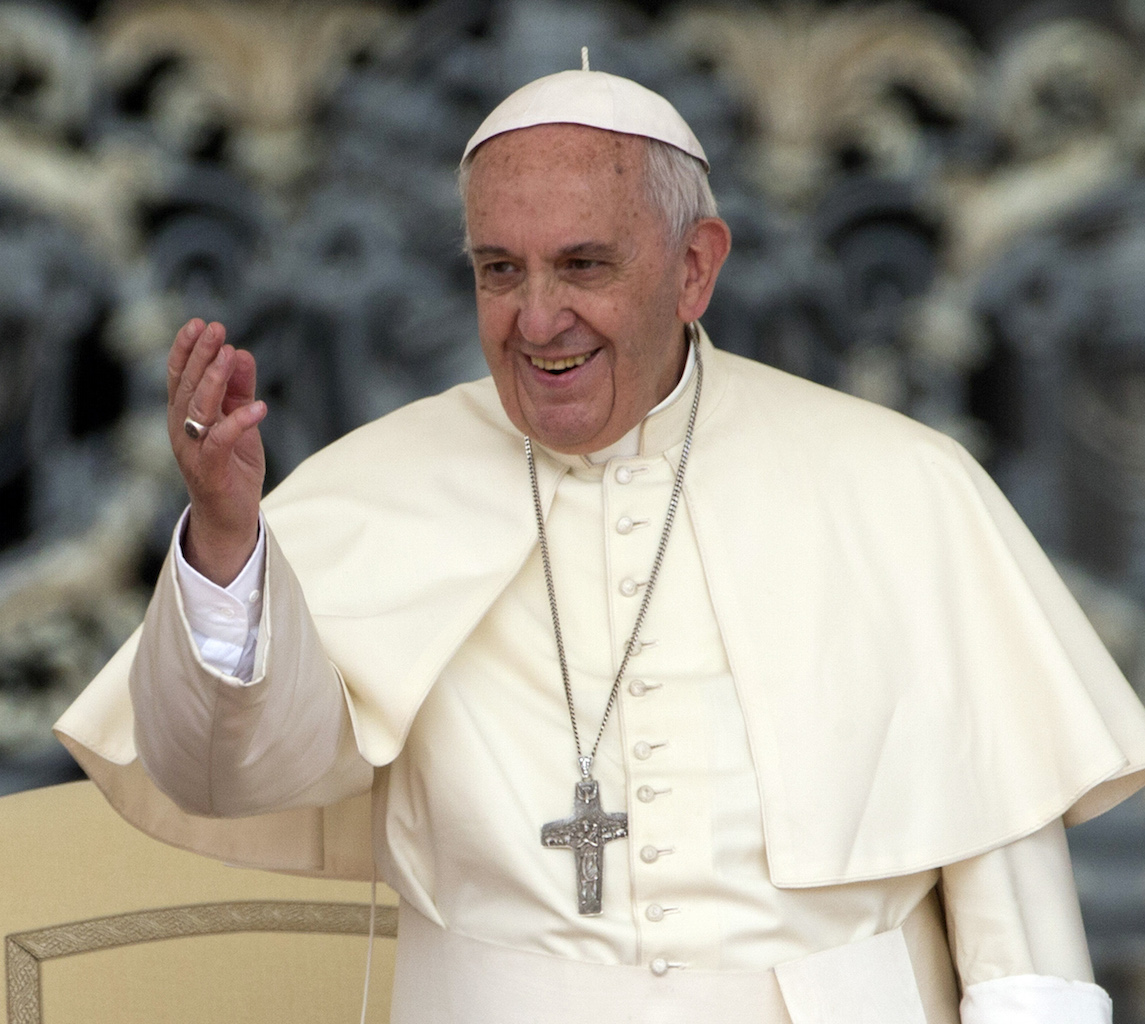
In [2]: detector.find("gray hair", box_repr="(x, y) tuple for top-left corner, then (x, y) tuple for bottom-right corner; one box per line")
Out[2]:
(642, 137), (718, 246)
(458, 135), (717, 252)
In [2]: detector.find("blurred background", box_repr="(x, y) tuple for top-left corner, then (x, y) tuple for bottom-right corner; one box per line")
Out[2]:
(2, 0), (1145, 1011)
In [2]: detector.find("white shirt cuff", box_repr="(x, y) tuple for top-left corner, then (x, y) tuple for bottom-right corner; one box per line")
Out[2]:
(173, 507), (266, 681)
(961, 975), (1112, 1024)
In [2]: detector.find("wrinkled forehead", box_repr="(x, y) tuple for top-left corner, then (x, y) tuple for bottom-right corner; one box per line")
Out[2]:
(467, 123), (646, 181)
(463, 124), (655, 235)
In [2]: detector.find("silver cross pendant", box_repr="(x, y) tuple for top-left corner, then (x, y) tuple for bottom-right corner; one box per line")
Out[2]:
(541, 779), (628, 915)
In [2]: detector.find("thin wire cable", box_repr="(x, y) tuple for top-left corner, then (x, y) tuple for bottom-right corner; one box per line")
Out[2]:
(524, 325), (703, 777)
(358, 871), (377, 1024)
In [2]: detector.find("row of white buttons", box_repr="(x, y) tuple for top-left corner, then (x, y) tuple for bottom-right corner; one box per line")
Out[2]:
(634, 691), (675, 973)
(611, 467), (680, 977)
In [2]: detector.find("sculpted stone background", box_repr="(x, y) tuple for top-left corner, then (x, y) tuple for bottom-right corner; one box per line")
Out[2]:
(2, 0), (1145, 1009)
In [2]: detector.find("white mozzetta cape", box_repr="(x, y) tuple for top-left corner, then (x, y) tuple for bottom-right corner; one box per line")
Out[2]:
(56, 334), (1145, 888)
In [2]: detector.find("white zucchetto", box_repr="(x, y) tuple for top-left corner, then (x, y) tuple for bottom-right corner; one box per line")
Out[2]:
(461, 69), (709, 169)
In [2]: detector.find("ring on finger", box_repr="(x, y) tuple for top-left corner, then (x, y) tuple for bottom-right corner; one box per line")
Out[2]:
(184, 417), (211, 440)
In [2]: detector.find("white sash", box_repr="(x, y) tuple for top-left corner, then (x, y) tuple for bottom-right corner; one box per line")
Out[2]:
(390, 893), (959, 1024)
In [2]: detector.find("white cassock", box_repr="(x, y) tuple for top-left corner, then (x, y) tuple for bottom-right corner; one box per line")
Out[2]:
(56, 329), (1145, 1023)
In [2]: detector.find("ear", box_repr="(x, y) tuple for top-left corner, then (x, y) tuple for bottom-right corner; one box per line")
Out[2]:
(676, 218), (732, 324)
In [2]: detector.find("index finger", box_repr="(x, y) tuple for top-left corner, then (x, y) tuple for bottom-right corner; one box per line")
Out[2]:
(167, 318), (208, 403)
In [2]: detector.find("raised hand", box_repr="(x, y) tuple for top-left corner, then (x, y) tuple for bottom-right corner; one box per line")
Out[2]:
(166, 318), (267, 585)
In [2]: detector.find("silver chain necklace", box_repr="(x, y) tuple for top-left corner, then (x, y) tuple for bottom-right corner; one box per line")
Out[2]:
(528, 324), (703, 915)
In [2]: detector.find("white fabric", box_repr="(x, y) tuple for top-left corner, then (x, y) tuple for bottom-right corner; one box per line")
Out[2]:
(58, 332), (1145, 1021)
(389, 895), (953, 1024)
(167, 429), (938, 970)
(174, 507), (265, 682)
(942, 818), (1093, 986)
(376, 443), (937, 968)
(171, 500), (1111, 1021)
(391, 899), (793, 1024)
(961, 976), (1112, 1023)
(773, 925), (927, 1024)
(167, 352), (1103, 1019)
(461, 69), (709, 168)
(57, 334), (1145, 886)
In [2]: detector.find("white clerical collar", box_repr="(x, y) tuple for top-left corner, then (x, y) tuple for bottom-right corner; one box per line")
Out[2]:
(585, 341), (696, 465)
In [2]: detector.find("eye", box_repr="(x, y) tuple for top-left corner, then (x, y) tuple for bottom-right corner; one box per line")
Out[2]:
(483, 260), (517, 275)
(563, 256), (611, 277)
(476, 259), (521, 287)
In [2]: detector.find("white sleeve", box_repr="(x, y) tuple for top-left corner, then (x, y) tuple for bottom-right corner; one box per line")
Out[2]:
(132, 512), (373, 817)
(960, 975), (1111, 1023)
(941, 820), (1112, 1023)
(173, 506), (265, 683)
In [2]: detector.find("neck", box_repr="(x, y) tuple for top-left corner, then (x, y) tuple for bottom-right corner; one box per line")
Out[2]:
(585, 328), (697, 464)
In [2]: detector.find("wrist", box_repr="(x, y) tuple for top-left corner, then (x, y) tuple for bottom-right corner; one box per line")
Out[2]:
(183, 509), (259, 586)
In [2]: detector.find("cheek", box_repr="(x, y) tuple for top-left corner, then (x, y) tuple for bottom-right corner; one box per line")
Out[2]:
(475, 301), (521, 404)
(476, 297), (511, 357)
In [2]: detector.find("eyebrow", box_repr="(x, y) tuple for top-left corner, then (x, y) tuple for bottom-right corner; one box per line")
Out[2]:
(470, 245), (513, 260)
(469, 241), (622, 260)
(559, 242), (620, 259)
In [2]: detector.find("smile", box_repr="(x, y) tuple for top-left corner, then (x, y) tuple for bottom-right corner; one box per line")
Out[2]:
(530, 352), (594, 374)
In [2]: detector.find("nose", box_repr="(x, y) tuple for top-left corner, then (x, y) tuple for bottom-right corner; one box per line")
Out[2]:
(515, 277), (576, 345)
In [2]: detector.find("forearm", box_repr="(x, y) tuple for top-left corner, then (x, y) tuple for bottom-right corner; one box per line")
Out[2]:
(941, 820), (1111, 1023)
(130, 511), (373, 817)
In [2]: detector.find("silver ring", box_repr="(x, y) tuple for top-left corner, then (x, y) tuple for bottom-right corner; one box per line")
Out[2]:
(184, 417), (210, 440)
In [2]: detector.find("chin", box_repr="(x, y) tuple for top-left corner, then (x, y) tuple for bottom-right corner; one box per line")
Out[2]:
(530, 431), (592, 454)
(519, 407), (607, 452)
(530, 425), (603, 454)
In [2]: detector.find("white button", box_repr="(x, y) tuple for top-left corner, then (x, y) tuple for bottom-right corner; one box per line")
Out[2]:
(650, 957), (669, 976)
(619, 578), (638, 597)
(628, 679), (647, 697)
(220, 607), (235, 619)
(641, 845), (660, 864)
(637, 785), (657, 803)
(248, 589), (261, 604)
(616, 516), (634, 534)
(646, 904), (665, 922)
(633, 741), (653, 760)
(615, 466), (633, 484)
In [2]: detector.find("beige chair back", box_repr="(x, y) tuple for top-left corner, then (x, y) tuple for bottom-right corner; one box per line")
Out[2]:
(1, 781), (397, 1023)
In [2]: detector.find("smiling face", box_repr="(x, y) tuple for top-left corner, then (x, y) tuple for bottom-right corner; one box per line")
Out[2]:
(464, 124), (697, 454)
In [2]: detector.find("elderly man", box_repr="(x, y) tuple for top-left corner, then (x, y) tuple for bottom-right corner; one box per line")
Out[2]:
(59, 69), (1145, 1023)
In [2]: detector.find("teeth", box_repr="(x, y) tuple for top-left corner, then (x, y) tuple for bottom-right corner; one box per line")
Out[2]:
(530, 353), (589, 371)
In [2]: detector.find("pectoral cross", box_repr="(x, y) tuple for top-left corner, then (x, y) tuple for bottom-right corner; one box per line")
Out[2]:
(541, 778), (628, 915)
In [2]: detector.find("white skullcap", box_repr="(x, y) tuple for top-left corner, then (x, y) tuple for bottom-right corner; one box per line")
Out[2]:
(462, 69), (709, 170)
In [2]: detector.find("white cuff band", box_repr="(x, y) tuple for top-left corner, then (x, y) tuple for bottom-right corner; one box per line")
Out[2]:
(961, 975), (1112, 1024)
